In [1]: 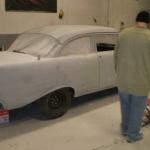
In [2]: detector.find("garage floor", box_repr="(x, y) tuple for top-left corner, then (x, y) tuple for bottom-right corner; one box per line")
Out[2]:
(0, 90), (150, 150)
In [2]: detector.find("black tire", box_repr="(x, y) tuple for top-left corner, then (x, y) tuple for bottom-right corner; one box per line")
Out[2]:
(36, 89), (72, 119)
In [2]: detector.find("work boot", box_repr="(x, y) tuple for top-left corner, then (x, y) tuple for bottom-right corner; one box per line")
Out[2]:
(126, 133), (143, 143)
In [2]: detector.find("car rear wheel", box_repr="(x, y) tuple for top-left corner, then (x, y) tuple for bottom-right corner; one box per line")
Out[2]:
(36, 89), (72, 119)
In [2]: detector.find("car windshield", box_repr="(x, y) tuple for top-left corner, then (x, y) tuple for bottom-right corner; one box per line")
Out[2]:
(8, 33), (59, 57)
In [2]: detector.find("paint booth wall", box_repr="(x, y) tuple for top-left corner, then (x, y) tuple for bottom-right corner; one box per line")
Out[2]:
(0, 0), (150, 34)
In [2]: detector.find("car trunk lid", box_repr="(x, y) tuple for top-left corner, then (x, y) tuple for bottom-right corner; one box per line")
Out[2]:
(0, 51), (37, 66)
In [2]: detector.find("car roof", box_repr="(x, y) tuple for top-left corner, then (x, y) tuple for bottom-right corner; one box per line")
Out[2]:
(26, 25), (118, 43)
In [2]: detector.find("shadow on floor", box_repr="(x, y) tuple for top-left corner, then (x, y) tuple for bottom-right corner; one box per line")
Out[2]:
(9, 88), (118, 121)
(0, 88), (118, 142)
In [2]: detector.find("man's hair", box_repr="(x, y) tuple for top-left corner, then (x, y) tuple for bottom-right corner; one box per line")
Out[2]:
(136, 11), (150, 23)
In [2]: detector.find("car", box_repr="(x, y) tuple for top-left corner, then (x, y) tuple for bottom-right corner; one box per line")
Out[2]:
(0, 25), (118, 119)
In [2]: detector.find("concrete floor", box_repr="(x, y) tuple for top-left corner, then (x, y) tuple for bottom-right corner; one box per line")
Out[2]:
(0, 90), (150, 150)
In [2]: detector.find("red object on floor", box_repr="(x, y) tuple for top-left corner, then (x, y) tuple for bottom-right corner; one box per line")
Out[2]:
(147, 98), (150, 106)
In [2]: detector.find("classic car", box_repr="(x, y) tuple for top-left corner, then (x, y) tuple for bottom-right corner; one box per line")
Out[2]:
(0, 25), (118, 118)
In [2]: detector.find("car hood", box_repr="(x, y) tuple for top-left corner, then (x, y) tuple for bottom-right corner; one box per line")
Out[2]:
(0, 51), (37, 66)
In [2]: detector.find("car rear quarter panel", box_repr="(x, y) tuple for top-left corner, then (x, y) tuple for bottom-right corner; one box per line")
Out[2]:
(0, 54), (99, 109)
(0, 58), (59, 109)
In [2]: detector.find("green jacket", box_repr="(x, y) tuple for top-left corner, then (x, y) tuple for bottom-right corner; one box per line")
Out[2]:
(114, 26), (150, 96)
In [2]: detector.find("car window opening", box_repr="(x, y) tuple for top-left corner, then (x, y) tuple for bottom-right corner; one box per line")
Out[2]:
(97, 43), (115, 52)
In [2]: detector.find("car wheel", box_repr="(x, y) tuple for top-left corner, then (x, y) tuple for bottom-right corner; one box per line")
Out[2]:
(36, 89), (72, 119)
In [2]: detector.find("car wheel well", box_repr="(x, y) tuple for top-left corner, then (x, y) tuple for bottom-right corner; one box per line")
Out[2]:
(59, 87), (75, 98)
(36, 87), (74, 119)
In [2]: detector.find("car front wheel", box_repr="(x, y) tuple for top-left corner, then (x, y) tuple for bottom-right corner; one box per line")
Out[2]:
(36, 89), (72, 119)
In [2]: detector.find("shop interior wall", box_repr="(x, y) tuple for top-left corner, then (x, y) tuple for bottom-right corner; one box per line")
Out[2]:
(0, 0), (150, 49)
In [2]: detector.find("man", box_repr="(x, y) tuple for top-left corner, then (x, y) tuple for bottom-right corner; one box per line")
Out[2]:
(114, 11), (150, 143)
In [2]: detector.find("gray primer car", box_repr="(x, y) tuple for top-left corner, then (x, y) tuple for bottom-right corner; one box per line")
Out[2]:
(0, 25), (118, 118)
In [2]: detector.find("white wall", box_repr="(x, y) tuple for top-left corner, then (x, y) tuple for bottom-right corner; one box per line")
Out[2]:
(109, 0), (150, 29)
(0, 0), (150, 34)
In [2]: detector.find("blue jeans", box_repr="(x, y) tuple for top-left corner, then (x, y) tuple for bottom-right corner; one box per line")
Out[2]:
(118, 90), (147, 139)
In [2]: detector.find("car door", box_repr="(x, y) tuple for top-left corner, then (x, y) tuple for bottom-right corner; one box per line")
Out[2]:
(94, 33), (117, 89)
(58, 35), (99, 95)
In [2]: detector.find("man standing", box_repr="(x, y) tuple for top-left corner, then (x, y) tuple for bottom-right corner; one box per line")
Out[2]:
(114, 11), (150, 143)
